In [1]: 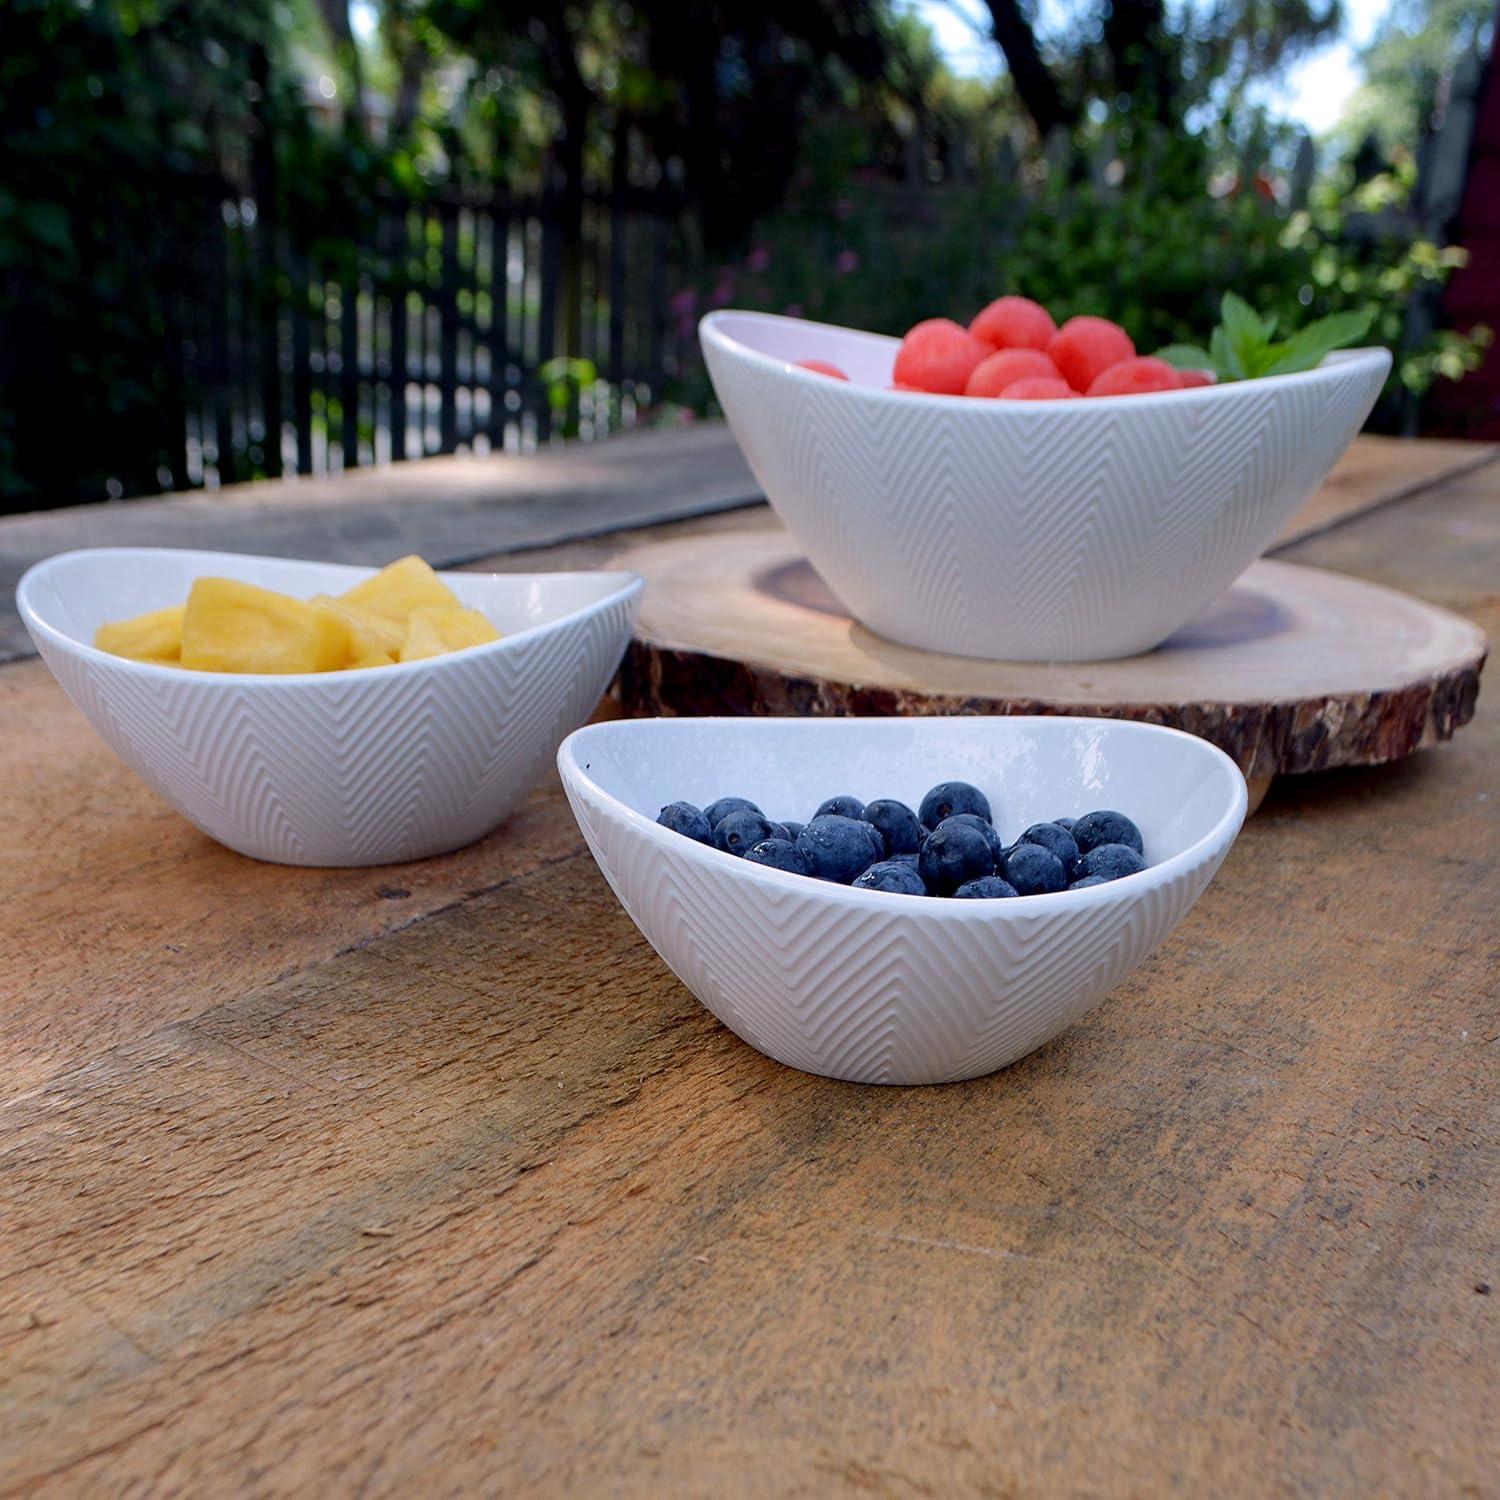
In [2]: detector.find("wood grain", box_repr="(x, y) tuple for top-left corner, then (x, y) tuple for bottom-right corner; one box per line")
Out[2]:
(0, 656), (592, 1098)
(614, 528), (1488, 788)
(1, 454), (1496, 1497)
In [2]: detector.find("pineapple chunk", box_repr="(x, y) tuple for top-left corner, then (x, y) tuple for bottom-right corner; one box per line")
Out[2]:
(398, 605), (501, 663)
(312, 595), (404, 669)
(338, 555), (463, 624)
(94, 605), (185, 664)
(180, 578), (350, 674)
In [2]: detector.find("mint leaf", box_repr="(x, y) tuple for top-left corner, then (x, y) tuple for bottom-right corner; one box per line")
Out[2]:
(1259, 308), (1377, 377)
(1209, 326), (1244, 381)
(1219, 291), (1279, 377)
(1156, 344), (1214, 371)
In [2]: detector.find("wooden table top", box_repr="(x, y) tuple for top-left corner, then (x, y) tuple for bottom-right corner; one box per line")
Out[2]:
(2, 435), (1496, 1495)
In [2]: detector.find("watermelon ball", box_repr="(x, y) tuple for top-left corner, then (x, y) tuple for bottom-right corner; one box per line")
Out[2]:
(1086, 356), (1183, 398)
(964, 348), (1062, 398)
(969, 295), (1057, 352)
(892, 318), (989, 395)
(795, 359), (849, 380)
(1000, 376), (1074, 401)
(1047, 316), (1135, 393)
(1175, 368), (1215, 388)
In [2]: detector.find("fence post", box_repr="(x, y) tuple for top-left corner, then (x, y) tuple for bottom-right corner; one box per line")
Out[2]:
(250, 43), (282, 480)
(488, 195), (509, 451)
(438, 202), (459, 453)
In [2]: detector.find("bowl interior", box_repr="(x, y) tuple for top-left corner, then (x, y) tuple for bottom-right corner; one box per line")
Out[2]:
(706, 310), (899, 386)
(566, 716), (1244, 871)
(21, 548), (638, 651)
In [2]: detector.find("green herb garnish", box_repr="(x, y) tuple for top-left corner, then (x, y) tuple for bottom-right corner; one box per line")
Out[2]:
(1157, 293), (1375, 383)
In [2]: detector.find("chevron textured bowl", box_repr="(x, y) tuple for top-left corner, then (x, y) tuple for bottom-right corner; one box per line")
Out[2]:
(700, 309), (1390, 661)
(559, 715), (1247, 1085)
(19, 548), (642, 866)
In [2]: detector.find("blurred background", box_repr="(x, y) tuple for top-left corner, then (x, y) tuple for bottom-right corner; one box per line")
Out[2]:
(0, 0), (1495, 511)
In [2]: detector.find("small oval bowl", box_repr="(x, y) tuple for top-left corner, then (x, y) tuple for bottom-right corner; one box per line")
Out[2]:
(19, 547), (642, 866)
(558, 715), (1247, 1085)
(700, 309), (1391, 661)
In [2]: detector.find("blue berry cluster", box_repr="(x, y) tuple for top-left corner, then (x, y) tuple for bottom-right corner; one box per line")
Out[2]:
(655, 782), (1147, 899)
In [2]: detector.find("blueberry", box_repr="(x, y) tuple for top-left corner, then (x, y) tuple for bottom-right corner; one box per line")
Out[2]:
(1078, 843), (1146, 882)
(656, 802), (713, 844)
(854, 819), (886, 862)
(796, 815), (878, 884)
(918, 818), (995, 894)
(1054, 817), (1076, 831)
(1069, 875), (1109, 889)
(704, 796), (761, 828)
(888, 851), (921, 869)
(713, 809), (780, 856)
(864, 799), (922, 856)
(744, 838), (812, 876)
(918, 780), (992, 831)
(947, 812), (1005, 867)
(1018, 821), (1080, 878)
(814, 794), (865, 822)
(954, 875), (1019, 899)
(781, 820), (806, 843)
(1001, 843), (1067, 896)
(1072, 810), (1144, 857)
(853, 860), (927, 895)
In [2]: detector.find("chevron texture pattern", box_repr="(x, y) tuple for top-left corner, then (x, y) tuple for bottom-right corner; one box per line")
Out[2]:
(702, 312), (1391, 661)
(559, 716), (1246, 1085)
(25, 554), (641, 866)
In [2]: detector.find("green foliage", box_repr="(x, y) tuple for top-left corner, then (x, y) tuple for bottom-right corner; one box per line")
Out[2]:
(1338, 0), (1495, 154)
(669, 119), (1485, 423)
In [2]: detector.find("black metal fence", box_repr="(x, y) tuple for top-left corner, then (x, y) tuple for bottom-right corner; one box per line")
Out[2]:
(167, 183), (686, 491)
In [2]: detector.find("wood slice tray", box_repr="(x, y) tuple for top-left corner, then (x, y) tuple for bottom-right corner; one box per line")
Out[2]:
(613, 526), (1487, 809)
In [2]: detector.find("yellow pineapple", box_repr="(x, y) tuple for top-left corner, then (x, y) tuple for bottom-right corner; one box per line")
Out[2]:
(179, 578), (350, 674)
(338, 555), (463, 623)
(311, 596), (404, 668)
(94, 605), (185, 664)
(398, 604), (502, 662)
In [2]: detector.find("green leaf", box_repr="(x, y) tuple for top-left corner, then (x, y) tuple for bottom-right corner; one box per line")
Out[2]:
(1259, 308), (1377, 377)
(1218, 291), (1279, 378)
(1155, 344), (1214, 371)
(1209, 326), (1244, 382)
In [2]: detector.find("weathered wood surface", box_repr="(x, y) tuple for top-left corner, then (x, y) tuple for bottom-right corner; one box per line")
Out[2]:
(0, 422), (759, 662)
(2, 452), (1497, 1496)
(614, 528), (1488, 794)
(0, 430), (1486, 667)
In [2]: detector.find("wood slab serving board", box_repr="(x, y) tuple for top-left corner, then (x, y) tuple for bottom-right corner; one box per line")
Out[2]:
(613, 526), (1487, 809)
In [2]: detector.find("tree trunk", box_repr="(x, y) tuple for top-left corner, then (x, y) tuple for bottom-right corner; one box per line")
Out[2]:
(1102, 0), (1173, 124)
(981, 0), (1077, 137)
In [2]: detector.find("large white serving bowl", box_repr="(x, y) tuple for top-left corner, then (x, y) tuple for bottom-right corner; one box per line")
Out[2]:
(558, 715), (1247, 1085)
(19, 548), (642, 866)
(700, 309), (1391, 661)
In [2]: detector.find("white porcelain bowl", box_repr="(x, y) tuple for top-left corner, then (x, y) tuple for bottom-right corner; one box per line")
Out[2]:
(19, 548), (642, 866)
(558, 715), (1247, 1084)
(700, 309), (1391, 661)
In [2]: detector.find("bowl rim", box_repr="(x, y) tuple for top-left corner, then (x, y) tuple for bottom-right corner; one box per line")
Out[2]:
(700, 307), (1393, 407)
(558, 713), (1249, 916)
(16, 545), (644, 686)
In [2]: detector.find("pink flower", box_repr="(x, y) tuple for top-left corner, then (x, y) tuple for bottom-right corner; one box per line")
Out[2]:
(746, 246), (771, 273)
(709, 274), (736, 308)
(667, 287), (697, 318)
(834, 249), (859, 276)
(783, 302), (804, 318)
